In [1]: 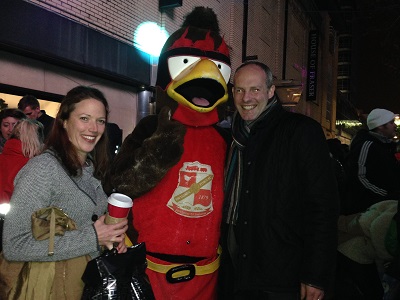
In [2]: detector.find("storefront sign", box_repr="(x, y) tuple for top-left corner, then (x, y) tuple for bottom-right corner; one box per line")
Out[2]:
(306, 30), (319, 101)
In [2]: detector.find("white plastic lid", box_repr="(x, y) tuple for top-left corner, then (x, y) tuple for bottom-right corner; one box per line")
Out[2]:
(108, 193), (133, 208)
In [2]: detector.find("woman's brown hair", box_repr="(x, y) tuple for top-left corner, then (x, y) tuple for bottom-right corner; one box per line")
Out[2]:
(46, 86), (110, 180)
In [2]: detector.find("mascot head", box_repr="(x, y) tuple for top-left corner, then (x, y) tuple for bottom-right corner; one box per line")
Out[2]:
(156, 7), (231, 113)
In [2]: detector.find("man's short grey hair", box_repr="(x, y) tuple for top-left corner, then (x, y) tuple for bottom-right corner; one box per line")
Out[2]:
(235, 61), (274, 88)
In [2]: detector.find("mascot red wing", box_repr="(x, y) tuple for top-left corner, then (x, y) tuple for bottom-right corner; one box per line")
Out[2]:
(105, 7), (231, 300)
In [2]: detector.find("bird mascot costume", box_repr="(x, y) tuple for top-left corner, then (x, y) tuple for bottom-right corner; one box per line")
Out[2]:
(104, 7), (231, 300)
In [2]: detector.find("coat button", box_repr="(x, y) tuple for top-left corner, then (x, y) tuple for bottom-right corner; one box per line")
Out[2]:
(242, 253), (247, 259)
(91, 214), (98, 221)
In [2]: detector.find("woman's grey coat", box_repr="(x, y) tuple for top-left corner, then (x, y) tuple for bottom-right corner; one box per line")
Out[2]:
(3, 151), (107, 261)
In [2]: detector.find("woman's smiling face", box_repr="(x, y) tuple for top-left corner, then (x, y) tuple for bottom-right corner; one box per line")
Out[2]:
(63, 98), (106, 164)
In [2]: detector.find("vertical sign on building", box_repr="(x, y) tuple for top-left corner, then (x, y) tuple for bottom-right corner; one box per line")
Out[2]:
(306, 30), (319, 101)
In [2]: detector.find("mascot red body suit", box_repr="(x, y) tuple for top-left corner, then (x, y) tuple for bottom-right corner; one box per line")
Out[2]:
(105, 7), (231, 300)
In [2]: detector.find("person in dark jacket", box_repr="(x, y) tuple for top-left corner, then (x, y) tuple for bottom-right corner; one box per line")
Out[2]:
(18, 94), (55, 139)
(343, 108), (400, 215)
(218, 61), (339, 300)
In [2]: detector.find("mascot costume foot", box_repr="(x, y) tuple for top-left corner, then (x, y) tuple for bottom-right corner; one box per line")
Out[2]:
(104, 7), (231, 300)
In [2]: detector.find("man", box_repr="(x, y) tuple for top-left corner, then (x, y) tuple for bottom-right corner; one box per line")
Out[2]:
(18, 95), (55, 139)
(343, 108), (400, 215)
(219, 61), (339, 300)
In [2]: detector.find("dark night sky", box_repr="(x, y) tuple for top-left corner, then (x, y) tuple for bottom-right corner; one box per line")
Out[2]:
(351, 2), (400, 114)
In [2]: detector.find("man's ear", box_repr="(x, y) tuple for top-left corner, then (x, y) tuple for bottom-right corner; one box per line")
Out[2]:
(268, 85), (276, 98)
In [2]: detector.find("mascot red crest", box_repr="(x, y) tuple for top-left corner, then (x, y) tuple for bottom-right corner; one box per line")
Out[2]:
(105, 7), (231, 300)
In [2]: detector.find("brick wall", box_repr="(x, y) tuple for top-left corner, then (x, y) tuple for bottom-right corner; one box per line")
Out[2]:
(24, 0), (310, 81)
(285, 3), (308, 82)
(26, 0), (242, 70)
(27, 0), (151, 44)
(246, 0), (284, 78)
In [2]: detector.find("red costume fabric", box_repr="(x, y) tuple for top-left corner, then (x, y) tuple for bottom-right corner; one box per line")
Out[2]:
(0, 139), (29, 203)
(133, 105), (226, 299)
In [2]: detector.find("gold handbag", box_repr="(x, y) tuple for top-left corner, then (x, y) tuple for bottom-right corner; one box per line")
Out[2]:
(31, 206), (77, 255)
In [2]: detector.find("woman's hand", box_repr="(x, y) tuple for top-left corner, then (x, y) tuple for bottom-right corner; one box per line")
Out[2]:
(115, 240), (128, 253)
(93, 215), (128, 250)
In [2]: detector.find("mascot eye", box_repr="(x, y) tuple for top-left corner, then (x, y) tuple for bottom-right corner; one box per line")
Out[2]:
(168, 56), (201, 80)
(211, 60), (231, 83)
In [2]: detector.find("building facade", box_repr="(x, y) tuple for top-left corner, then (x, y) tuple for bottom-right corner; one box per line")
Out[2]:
(0, 0), (344, 140)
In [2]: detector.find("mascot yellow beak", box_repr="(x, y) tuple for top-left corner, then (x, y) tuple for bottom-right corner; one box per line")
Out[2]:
(166, 59), (228, 113)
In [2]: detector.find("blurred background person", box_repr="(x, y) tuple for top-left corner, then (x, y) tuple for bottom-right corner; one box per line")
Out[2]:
(0, 118), (44, 203)
(2, 86), (128, 299)
(18, 94), (55, 139)
(0, 108), (26, 153)
(338, 108), (400, 299)
(106, 122), (122, 160)
(0, 118), (44, 252)
(0, 119), (44, 203)
(343, 108), (400, 215)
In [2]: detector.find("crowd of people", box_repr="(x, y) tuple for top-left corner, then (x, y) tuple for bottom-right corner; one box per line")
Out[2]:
(0, 62), (399, 300)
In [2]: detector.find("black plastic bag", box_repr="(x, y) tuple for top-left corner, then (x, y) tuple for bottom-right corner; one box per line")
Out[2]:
(81, 242), (155, 300)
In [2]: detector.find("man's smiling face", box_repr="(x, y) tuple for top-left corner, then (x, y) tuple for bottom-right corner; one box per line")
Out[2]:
(232, 64), (275, 121)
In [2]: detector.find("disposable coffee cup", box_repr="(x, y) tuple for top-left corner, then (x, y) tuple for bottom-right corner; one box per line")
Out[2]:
(105, 193), (133, 225)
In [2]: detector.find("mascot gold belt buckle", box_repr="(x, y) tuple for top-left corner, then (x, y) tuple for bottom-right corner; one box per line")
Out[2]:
(166, 264), (196, 283)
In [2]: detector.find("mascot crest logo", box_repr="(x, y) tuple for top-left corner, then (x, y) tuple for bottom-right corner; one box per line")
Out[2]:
(167, 161), (214, 218)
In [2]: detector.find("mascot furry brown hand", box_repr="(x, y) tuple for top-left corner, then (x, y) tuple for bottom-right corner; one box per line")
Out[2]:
(104, 6), (231, 300)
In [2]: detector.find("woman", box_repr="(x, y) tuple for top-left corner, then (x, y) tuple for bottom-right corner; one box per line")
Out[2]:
(2, 86), (128, 299)
(0, 108), (26, 153)
(0, 119), (44, 204)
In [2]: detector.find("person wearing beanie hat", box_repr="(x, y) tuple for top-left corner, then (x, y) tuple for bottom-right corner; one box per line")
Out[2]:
(367, 108), (398, 132)
(343, 107), (399, 215)
(337, 108), (400, 299)
(343, 107), (399, 213)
